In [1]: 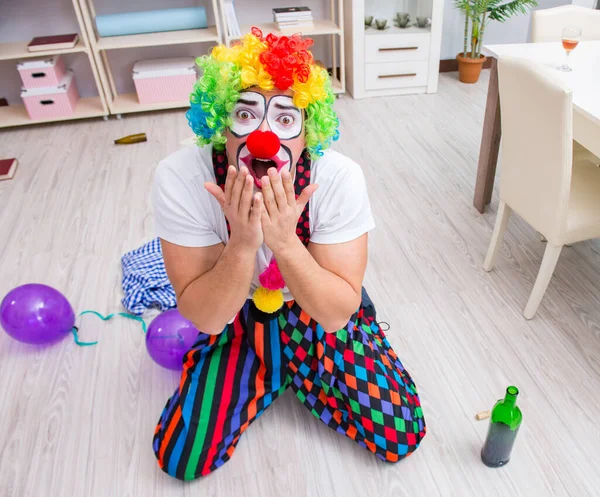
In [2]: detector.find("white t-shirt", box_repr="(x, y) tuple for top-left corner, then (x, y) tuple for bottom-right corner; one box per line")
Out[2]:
(152, 145), (375, 302)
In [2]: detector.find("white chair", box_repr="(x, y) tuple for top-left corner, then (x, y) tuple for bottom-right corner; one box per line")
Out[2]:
(483, 56), (600, 319)
(531, 5), (600, 42)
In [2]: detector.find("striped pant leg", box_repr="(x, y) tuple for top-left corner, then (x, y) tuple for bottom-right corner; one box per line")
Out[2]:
(280, 302), (426, 462)
(153, 302), (289, 480)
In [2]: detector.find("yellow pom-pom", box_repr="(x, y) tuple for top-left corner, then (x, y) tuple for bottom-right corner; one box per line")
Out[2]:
(252, 287), (284, 314)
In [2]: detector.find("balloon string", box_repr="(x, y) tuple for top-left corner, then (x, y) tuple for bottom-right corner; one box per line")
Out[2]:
(78, 310), (147, 332)
(69, 310), (148, 347)
(71, 326), (98, 347)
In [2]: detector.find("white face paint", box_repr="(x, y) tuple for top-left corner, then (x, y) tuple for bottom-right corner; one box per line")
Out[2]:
(225, 88), (306, 189)
(229, 91), (266, 137)
(266, 95), (303, 140)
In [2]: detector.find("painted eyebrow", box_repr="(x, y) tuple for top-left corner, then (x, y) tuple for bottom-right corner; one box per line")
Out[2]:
(274, 103), (300, 111)
(237, 98), (259, 106)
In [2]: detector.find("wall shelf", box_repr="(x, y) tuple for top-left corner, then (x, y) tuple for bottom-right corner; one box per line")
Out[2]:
(111, 92), (190, 114)
(78, 0), (222, 116)
(364, 25), (432, 36)
(0, 0), (109, 128)
(96, 27), (220, 51)
(231, 19), (342, 41)
(0, 39), (88, 61)
(0, 96), (105, 128)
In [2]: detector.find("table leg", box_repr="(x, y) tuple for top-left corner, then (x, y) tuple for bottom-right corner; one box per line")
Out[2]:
(474, 57), (501, 213)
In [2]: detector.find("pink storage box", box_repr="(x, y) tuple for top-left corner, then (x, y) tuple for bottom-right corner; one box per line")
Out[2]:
(21, 70), (79, 120)
(17, 55), (67, 89)
(133, 57), (197, 105)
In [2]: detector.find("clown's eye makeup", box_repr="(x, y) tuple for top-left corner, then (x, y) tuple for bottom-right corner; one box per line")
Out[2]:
(277, 114), (295, 126)
(229, 91), (265, 137)
(237, 109), (255, 121)
(267, 96), (302, 140)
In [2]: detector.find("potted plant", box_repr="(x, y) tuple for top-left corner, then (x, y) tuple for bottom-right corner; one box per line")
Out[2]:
(455, 0), (538, 83)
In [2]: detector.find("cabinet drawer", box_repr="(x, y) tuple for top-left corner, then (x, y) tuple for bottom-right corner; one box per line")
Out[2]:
(365, 33), (431, 63)
(365, 61), (429, 90)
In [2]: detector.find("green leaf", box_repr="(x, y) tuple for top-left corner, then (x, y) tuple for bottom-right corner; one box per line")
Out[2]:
(488, 0), (538, 22)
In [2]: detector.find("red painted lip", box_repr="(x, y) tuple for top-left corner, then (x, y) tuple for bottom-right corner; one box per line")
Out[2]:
(240, 153), (289, 188)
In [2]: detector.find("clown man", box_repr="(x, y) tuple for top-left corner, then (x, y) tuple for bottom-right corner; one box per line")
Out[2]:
(151, 28), (426, 480)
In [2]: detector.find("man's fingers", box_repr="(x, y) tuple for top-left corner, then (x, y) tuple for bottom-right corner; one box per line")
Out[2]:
(258, 192), (270, 224)
(268, 168), (287, 209)
(239, 173), (254, 218)
(281, 169), (295, 207)
(205, 182), (226, 208)
(261, 175), (278, 216)
(250, 193), (262, 224)
(224, 165), (236, 206)
(297, 183), (318, 212)
(231, 166), (248, 211)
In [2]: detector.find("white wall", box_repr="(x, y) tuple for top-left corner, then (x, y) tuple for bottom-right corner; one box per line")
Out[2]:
(572, 0), (597, 7)
(441, 0), (573, 59)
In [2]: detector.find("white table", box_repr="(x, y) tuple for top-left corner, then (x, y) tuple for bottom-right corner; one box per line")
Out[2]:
(473, 41), (600, 212)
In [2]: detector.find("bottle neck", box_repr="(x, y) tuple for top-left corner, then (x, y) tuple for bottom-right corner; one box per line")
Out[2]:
(503, 386), (519, 407)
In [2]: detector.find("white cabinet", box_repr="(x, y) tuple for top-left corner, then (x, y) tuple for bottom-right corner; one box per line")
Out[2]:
(344, 0), (444, 98)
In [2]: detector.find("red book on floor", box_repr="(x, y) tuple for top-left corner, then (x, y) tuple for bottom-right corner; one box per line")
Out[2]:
(0, 158), (18, 181)
(27, 34), (79, 52)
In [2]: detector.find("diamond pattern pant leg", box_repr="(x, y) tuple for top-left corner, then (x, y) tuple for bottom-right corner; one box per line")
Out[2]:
(280, 302), (426, 462)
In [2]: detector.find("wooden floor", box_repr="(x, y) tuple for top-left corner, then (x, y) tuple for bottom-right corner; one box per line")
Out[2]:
(1, 71), (600, 497)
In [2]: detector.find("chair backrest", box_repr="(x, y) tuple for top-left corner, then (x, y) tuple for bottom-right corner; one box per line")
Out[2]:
(497, 56), (573, 240)
(531, 5), (600, 42)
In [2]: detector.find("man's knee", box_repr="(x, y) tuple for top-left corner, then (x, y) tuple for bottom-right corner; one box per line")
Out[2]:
(365, 399), (426, 463)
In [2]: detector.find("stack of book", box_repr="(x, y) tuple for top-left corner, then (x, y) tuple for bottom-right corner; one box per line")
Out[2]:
(273, 7), (314, 31)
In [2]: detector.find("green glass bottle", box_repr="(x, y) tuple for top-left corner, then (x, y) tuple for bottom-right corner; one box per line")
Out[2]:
(481, 386), (522, 468)
(114, 133), (147, 145)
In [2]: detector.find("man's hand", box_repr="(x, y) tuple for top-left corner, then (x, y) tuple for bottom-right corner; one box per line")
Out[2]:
(205, 165), (263, 251)
(259, 168), (318, 255)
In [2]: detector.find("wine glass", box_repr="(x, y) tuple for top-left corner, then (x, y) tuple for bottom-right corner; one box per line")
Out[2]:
(560, 26), (582, 72)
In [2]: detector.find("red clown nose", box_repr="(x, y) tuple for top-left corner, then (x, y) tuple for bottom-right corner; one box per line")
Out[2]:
(247, 130), (280, 158)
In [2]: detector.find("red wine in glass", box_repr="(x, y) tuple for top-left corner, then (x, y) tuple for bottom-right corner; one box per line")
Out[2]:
(560, 27), (582, 72)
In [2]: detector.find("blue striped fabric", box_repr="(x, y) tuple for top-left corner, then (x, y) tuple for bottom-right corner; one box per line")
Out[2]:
(121, 238), (177, 316)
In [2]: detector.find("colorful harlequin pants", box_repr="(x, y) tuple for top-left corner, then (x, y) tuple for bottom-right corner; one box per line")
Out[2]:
(153, 299), (426, 480)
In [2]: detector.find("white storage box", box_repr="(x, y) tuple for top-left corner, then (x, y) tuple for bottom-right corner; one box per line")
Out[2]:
(17, 55), (68, 89)
(132, 57), (197, 105)
(21, 70), (80, 120)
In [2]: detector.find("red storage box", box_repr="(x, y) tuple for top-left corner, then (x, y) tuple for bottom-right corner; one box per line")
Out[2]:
(17, 55), (67, 89)
(132, 57), (197, 105)
(21, 70), (79, 120)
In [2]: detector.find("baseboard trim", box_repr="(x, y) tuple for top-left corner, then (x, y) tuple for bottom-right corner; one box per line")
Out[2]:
(440, 57), (494, 72)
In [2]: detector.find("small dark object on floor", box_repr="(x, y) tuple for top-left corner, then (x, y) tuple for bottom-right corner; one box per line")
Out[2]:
(0, 98), (8, 107)
(0, 158), (18, 181)
(115, 133), (147, 145)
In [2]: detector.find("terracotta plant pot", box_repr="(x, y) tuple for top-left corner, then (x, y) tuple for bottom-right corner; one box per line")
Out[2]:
(456, 53), (487, 84)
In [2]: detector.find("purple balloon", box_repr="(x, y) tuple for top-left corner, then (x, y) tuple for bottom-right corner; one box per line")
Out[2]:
(0, 284), (75, 345)
(146, 309), (200, 370)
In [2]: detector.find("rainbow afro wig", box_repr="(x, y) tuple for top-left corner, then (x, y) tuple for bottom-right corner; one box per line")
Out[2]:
(186, 27), (339, 158)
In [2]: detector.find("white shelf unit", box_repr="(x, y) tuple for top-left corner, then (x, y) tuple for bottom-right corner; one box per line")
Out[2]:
(77, 0), (222, 116)
(344, 0), (444, 98)
(218, 0), (346, 95)
(0, 0), (109, 129)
